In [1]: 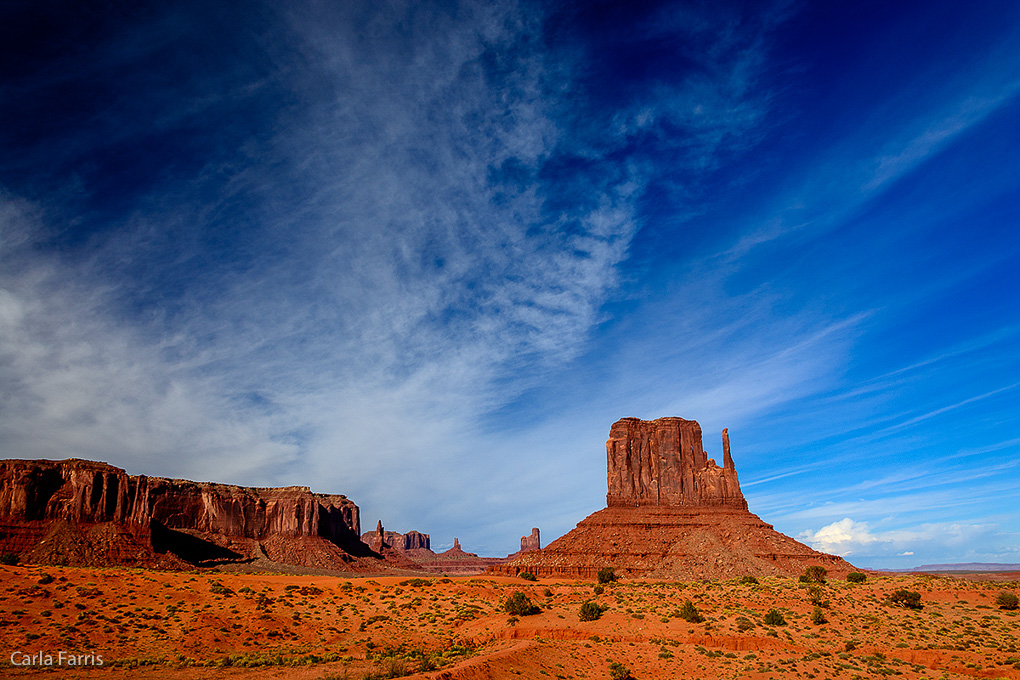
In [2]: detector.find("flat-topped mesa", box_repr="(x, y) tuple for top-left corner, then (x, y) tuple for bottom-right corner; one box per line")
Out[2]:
(0, 458), (366, 567)
(606, 417), (746, 510)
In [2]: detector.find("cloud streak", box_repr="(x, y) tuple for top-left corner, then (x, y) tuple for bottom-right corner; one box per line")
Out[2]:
(0, 0), (789, 551)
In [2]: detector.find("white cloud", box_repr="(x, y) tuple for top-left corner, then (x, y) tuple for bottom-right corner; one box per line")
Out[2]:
(0, 1), (782, 554)
(798, 518), (879, 556)
(799, 517), (1009, 564)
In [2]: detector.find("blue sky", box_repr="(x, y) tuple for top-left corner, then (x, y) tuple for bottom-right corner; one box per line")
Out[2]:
(1, 0), (1018, 569)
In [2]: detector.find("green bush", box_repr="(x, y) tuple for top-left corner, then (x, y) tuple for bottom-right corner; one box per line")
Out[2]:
(996, 591), (1019, 611)
(38, 574), (55, 585)
(810, 606), (827, 625)
(608, 661), (635, 680)
(678, 600), (704, 623)
(579, 600), (608, 621)
(763, 608), (786, 626)
(502, 592), (540, 616)
(519, 572), (537, 581)
(800, 566), (827, 584)
(0, 552), (20, 566)
(806, 585), (829, 608)
(597, 567), (618, 584)
(738, 575), (759, 585)
(593, 584), (604, 596)
(209, 581), (234, 596)
(889, 589), (922, 609)
(846, 572), (867, 583)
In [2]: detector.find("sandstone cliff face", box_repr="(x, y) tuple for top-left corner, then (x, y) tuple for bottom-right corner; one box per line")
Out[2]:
(521, 528), (540, 553)
(606, 417), (746, 510)
(0, 459), (360, 541)
(0, 459), (367, 568)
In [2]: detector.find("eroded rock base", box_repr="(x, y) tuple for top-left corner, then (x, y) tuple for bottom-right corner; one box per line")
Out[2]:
(492, 505), (853, 580)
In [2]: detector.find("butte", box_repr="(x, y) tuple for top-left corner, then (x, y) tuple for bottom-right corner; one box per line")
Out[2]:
(494, 416), (854, 580)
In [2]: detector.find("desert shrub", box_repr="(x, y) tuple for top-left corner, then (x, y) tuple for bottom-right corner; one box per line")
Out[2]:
(209, 581), (234, 596)
(735, 616), (754, 632)
(503, 592), (540, 616)
(593, 584), (604, 595)
(996, 591), (1019, 610)
(37, 574), (55, 585)
(75, 585), (102, 598)
(358, 615), (390, 631)
(0, 552), (19, 566)
(846, 572), (867, 583)
(800, 566), (827, 584)
(763, 608), (786, 626)
(810, 606), (827, 625)
(889, 589), (922, 609)
(597, 567), (619, 584)
(608, 661), (635, 680)
(738, 575), (759, 585)
(806, 585), (829, 608)
(678, 600), (704, 623)
(579, 601), (609, 621)
(519, 572), (537, 581)
(543, 588), (552, 597)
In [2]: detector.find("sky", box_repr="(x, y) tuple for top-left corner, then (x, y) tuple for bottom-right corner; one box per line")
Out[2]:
(1, 0), (1018, 570)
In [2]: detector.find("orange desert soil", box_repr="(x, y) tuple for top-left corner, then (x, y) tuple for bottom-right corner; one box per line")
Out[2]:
(1, 564), (1018, 679)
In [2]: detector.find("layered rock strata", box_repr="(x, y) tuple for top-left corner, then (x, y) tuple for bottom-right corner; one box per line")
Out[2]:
(493, 417), (854, 580)
(520, 528), (541, 553)
(0, 458), (372, 570)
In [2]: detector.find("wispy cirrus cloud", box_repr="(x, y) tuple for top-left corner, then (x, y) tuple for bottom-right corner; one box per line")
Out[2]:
(0, 0), (784, 551)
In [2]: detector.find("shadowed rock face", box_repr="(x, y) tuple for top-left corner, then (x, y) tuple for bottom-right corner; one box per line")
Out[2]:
(521, 528), (540, 552)
(0, 459), (366, 567)
(606, 417), (746, 509)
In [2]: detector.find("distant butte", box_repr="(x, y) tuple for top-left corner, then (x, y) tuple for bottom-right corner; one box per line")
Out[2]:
(493, 416), (854, 580)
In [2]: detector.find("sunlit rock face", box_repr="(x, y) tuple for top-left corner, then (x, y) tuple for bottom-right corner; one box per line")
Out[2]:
(606, 417), (746, 509)
(493, 417), (854, 580)
(0, 458), (365, 568)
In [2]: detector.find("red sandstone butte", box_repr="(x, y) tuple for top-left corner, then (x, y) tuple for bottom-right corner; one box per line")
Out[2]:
(493, 417), (854, 580)
(0, 458), (376, 570)
(361, 521), (431, 554)
(521, 527), (540, 552)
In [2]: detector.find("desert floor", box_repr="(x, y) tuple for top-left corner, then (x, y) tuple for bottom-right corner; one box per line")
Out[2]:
(1, 564), (1018, 679)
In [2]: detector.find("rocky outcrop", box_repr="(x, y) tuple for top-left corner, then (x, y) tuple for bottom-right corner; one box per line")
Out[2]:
(492, 417), (855, 580)
(521, 528), (540, 553)
(361, 522), (431, 553)
(607, 417), (745, 509)
(0, 458), (373, 570)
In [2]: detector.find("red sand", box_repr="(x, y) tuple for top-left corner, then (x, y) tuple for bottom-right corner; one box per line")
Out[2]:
(1, 564), (1018, 679)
